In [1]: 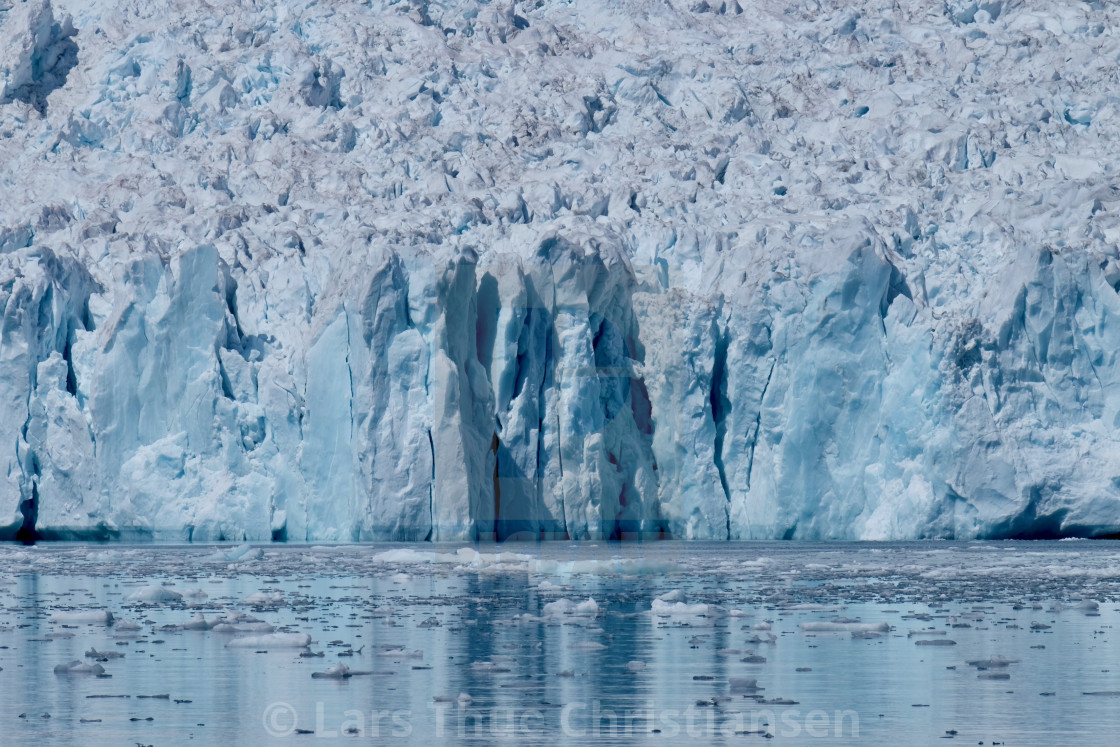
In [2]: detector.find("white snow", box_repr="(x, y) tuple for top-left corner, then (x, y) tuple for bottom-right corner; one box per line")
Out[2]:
(4, 0), (1120, 541)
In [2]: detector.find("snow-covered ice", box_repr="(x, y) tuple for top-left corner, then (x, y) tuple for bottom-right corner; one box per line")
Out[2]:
(4, 1), (1120, 540)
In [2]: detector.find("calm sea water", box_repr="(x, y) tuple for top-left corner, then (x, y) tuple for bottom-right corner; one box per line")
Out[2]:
(1, 541), (1119, 745)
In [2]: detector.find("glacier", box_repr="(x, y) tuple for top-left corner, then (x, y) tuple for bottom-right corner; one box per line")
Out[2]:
(3, 0), (1120, 541)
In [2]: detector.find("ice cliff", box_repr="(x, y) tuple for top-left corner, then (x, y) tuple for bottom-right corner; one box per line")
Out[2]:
(3, 0), (1120, 541)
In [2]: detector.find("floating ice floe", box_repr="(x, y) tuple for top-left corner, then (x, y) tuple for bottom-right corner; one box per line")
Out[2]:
(967, 656), (1019, 669)
(542, 597), (599, 617)
(211, 621), (275, 634)
(49, 610), (114, 625)
(166, 611), (271, 633)
(226, 633), (311, 648)
(125, 585), (184, 603)
(651, 599), (712, 617)
(54, 660), (107, 676)
(798, 621), (889, 634)
(243, 591), (283, 606)
(112, 619), (142, 635)
(179, 613), (213, 631)
(311, 663), (353, 679)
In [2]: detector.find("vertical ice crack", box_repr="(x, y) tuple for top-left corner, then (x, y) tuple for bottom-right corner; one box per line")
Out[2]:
(709, 317), (731, 539)
(744, 359), (775, 493)
(425, 429), (434, 541)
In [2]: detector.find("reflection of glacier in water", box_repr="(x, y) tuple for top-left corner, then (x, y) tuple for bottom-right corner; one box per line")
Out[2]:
(2, 541), (1120, 745)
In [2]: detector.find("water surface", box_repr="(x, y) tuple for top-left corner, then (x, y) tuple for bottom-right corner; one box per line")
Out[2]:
(2, 541), (1119, 744)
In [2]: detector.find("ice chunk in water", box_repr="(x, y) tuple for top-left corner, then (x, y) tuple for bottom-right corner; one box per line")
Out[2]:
(311, 663), (353, 679)
(211, 622), (275, 634)
(967, 656), (1018, 669)
(799, 621), (889, 633)
(226, 633), (311, 648)
(125, 586), (184, 603)
(651, 599), (712, 617)
(179, 613), (212, 631)
(243, 591), (283, 606)
(53, 661), (106, 676)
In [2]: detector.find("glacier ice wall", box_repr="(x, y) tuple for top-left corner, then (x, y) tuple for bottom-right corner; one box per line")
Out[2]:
(3, 0), (1120, 541)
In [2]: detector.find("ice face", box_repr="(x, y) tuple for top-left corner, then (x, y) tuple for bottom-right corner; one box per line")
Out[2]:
(3, 1), (1120, 541)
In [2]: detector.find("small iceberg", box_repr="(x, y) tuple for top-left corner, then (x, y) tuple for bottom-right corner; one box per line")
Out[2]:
(54, 660), (107, 676)
(226, 633), (311, 648)
(49, 610), (114, 625)
(125, 586), (184, 604)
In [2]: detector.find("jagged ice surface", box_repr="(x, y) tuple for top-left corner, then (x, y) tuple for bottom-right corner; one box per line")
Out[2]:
(3, 0), (1120, 541)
